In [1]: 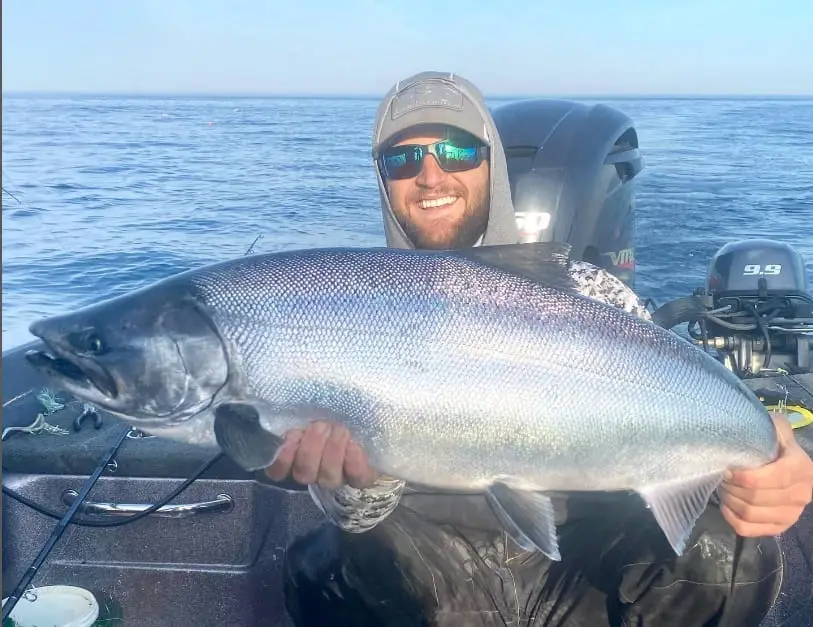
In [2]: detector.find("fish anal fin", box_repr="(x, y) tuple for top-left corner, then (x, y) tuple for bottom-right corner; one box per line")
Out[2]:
(638, 472), (724, 556)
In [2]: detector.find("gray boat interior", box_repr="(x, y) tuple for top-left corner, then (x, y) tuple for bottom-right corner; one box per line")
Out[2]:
(2, 338), (324, 626)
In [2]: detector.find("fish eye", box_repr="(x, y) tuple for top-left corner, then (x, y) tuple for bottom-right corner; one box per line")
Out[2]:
(66, 330), (107, 355)
(80, 333), (105, 355)
(87, 335), (104, 354)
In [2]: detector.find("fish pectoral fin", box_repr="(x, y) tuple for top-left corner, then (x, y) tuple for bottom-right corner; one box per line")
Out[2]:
(486, 483), (561, 561)
(638, 472), (724, 556)
(213, 401), (284, 472)
(456, 242), (578, 293)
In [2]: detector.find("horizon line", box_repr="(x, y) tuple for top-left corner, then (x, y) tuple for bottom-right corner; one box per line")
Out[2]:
(3, 90), (813, 100)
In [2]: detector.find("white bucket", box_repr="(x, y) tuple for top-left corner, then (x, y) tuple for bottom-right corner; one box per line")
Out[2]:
(2, 585), (99, 627)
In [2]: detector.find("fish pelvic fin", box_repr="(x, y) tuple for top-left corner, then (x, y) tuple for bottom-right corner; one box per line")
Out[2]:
(456, 242), (579, 295)
(213, 401), (285, 471)
(638, 472), (724, 556)
(486, 482), (561, 561)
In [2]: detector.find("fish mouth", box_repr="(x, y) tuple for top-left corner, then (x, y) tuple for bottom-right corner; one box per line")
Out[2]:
(25, 346), (118, 400)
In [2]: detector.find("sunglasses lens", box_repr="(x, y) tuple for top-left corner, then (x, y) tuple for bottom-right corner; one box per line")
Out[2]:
(436, 142), (480, 172)
(382, 146), (422, 179)
(381, 138), (486, 180)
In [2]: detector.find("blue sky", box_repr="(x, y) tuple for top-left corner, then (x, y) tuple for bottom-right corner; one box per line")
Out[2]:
(3, 0), (812, 96)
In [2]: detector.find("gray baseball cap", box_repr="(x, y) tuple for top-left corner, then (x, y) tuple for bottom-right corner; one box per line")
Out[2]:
(373, 72), (491, 155)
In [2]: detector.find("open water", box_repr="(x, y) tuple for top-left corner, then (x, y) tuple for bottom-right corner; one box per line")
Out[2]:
(2, 95), (812, 348)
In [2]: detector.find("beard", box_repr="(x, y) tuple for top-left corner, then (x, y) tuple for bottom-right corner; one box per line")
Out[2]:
(398, 187), (491, 250)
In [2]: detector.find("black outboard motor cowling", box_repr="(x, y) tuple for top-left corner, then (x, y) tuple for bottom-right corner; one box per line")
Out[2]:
(707, 238), (810, 296)
(492, 99), (644, 288)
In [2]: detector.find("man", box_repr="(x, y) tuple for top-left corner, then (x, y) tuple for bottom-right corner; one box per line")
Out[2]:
(268, 71), (813, 626)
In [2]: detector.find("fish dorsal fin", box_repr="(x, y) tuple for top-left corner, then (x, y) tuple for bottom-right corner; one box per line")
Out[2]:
(454, 242), (578, 294)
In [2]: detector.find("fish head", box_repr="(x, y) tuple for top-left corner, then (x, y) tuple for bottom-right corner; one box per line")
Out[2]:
(24, 289), (229, 426)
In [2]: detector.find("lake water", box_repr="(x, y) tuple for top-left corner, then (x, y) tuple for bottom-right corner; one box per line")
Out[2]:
(2, 95), (812, 348)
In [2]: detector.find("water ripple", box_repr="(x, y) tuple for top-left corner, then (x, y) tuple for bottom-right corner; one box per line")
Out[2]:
(2, 95), (812, 347)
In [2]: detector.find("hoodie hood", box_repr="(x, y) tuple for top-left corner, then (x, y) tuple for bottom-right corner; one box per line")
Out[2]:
(372, 71), (519, 249)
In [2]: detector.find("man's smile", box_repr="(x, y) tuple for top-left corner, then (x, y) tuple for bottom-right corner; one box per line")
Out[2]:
(418, 195), (460, 210)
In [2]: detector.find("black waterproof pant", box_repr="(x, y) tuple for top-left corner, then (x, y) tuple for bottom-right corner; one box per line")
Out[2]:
(283, 497), (784, 627)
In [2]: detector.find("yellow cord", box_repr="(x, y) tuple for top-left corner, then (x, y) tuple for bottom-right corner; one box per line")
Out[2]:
(765, 404), (813, 429)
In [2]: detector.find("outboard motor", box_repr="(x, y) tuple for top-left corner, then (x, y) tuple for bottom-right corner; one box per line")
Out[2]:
(703, 239), (812, 375)
(653, 239), (813, 377)
(492, 99), (644, 288)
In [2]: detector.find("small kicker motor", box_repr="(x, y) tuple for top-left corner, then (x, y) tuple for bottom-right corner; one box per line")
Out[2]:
(652, 238), (813, 378)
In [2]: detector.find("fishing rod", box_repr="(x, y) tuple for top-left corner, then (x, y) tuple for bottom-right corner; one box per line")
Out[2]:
(2, 179), (263, 621)
(244, 234), (263, 255)
(1, 424), (132, 621)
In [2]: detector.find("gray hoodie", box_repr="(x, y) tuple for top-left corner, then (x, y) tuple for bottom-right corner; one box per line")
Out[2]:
(371, 70), (519, 249)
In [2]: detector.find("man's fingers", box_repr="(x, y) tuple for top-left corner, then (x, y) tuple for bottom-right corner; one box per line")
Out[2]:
(725, 444), (810, 492)
(725, 467), (789, 491)
(344, 440), (378, 489)
(720, 489), (804, 525)
(718, 413), (812, 537)
(290, 422), (332, 484)
(724, 421), (803, 491)
(720, 481), (810, 508)
(263, 429), (304, 481)
(771, 412), (798, 446)
(317, 424), (351, 489)
(262, 422), (378, 489)
(720, 503), (792, 538)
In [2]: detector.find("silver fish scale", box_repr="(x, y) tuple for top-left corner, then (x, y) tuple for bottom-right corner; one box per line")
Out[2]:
(187, 249), (777, 492)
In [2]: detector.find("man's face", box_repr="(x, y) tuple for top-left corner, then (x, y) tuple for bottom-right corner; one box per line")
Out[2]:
(380, 124), (490, 250)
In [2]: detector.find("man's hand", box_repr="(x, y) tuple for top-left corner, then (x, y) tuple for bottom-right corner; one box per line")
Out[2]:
(720, 412), (813, 537)
(263, 421), (379, 490)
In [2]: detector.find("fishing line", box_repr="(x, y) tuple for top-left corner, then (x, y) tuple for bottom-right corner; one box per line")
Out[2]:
(2, 168), (73, 257)
(1, 451), (224, 528)
(2, 148), (263, 619)
(1, 426), (131, 621)
(2, 427), (225, 621)
(2, 183), (22, 204)
(1, 167), (254, 540)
